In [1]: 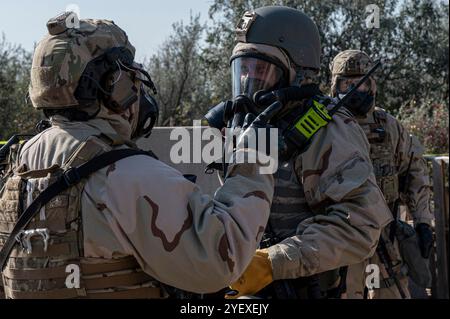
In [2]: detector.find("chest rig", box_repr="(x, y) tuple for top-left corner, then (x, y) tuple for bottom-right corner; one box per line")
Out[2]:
(362, 109), (399, 206)
(0, 134), (164, 299)
(265, 157), (343, 299)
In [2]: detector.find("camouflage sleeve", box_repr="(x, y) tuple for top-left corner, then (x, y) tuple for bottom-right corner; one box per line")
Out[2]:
(393, 117), (433, 226)
(268, 113), (393, 280)
(82, 150), (273, 294)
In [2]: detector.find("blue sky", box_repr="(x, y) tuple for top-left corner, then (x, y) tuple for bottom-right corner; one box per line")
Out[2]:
(0, 0), (212, 61)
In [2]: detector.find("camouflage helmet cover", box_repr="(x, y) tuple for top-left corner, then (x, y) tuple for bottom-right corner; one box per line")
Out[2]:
(330, 50), (372, 76)
(29, 15), (135, 110)
(330, 50), (374, 96)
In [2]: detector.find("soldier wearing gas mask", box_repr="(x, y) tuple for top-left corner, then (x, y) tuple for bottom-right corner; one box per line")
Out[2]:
(0, 13), (275, 298)
(330, 50), (434, 299)
(205, 6), (392, 299)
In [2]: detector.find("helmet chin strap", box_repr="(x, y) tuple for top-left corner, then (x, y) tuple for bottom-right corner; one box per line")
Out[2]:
(292, 68), (305, 87)
(292, 68), (318, 87)
(122, 61), (158, 95)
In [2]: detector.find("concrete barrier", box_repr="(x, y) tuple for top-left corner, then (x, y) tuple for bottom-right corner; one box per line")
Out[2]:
(137, 127), (222, 196)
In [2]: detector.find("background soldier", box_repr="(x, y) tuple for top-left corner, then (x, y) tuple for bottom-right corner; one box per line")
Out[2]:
(0, 14), (275, 298)
(330, 49), (434, 299)
(208, 6), (393, 299)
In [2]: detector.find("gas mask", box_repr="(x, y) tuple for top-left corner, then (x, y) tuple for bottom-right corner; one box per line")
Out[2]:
(130, 82), (159, 139)
(207, 54), (286, 130)
(336, 76), (375, 116)
(231, 54), (287, 115)
(74, 47), (159, 139)
(99, 66), (159, 140)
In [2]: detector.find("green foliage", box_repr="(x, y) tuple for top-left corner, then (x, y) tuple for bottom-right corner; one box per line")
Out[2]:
(145, 14), (212, 126)
(398, 101), (449, 154)
(0, 34), (40, 140)
(0, 35), (40, 140)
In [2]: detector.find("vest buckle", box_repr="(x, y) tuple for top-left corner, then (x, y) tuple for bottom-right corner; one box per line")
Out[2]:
(14, 228), (50, 254)
(63, 167), (81, 186)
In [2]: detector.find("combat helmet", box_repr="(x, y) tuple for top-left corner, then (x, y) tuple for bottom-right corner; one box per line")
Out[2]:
(330, 50), (376, 115)
(230, 5), (322, 101)
(330, 49), (375, 95)
(29, 12), (158, 137)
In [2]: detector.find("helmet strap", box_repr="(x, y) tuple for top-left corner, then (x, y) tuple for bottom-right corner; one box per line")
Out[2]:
(293, 68), (305, 87)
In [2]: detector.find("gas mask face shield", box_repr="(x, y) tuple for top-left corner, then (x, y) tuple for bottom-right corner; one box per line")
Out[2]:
(336, 76), (375, 116)
(231, 55), (286, 114)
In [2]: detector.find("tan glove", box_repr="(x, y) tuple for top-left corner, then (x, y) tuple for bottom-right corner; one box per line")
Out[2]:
(227, 248), (273, 298)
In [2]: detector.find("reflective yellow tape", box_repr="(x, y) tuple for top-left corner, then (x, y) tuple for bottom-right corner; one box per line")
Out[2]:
(0, 140), (26, 146)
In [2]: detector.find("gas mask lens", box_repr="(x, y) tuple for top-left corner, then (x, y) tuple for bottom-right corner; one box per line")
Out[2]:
(337, 76), (371, 96)
(336, 76), (375, 116)
(231, 56), (284, 99)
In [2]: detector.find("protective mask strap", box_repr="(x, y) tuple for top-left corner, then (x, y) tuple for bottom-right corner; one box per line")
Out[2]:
(125, 63), (158, 95)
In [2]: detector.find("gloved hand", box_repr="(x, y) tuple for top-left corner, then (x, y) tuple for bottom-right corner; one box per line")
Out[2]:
(416, 223), (433, 259)
(253, 85), (324, 160)
(254, 84), (321, 107)
(235, 112), (280, 154)
(226, 248), (273, 299)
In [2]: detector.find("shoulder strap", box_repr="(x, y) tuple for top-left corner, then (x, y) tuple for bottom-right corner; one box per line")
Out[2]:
(373, 108), (387, 122)
(0, 148), (155, 270)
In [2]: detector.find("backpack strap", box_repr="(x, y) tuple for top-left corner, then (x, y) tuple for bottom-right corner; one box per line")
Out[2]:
(373, 108), (387, 124)
(0, 148), (155, 270)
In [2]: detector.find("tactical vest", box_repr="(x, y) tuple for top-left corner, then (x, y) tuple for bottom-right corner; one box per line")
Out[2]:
(359, 109), (404, 281)
(362, 109), (399, 206)
(266, 107), (364, 298)
(268, 107), (355, 240)
(268, 151), (342, 298)
(0, 134), (165, 299)
(269, 158), (313, 241)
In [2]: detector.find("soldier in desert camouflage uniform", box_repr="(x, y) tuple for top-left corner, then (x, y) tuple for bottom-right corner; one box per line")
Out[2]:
(0, 13), (274, 298)
(329, 50), (434, 299)
(214, 6), (393, 298)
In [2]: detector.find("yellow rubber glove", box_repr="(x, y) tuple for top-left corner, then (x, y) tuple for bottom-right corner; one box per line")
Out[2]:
(227, 248), (273, 298)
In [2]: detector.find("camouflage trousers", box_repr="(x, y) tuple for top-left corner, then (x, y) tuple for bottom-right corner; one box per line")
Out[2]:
(344, 254), (411, 299)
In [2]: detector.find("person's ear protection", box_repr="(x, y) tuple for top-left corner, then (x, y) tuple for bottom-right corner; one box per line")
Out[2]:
(74, 47), (157, 113)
